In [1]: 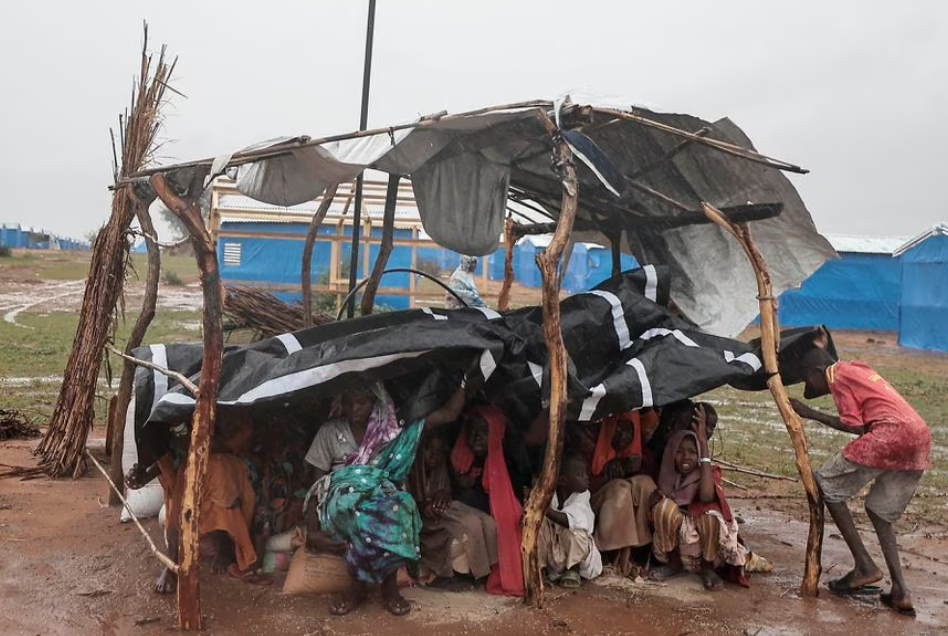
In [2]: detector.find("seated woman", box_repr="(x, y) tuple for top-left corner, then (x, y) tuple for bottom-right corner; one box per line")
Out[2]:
(539, 454), (603, 587)
(408, 428), (498, 591)
(450, 404), (525, 597)
(648, 404), (747, 591)
(308, 378), (472, 617)
(587, 411), (658, 577)
(127, 410), (267, 594)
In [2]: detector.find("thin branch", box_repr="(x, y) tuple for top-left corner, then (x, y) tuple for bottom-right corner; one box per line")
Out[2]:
(716, 458), (798, 482)
(86, 449), (179, 573)
(105, 345), (199, 396)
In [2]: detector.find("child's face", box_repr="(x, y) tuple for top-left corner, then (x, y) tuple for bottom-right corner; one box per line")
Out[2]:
(559, 458), (590, 495)
(674, 436), (699, 475)
(424, 436), (446, 470)
(466, 416), (489, 458)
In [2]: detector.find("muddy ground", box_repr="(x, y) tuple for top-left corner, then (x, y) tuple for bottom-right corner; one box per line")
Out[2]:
(1, 436), (945, 636)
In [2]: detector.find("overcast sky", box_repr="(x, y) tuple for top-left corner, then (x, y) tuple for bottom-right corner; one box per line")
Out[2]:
(1, 1), (945, 241)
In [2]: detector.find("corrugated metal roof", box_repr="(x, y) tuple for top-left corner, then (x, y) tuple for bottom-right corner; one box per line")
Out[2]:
(823, 234), (908, 255)
(893, 223), (948, 257)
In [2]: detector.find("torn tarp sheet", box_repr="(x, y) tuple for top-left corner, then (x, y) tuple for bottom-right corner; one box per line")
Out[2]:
(131, 267), (789, 467)
(212, 102), (833, 336)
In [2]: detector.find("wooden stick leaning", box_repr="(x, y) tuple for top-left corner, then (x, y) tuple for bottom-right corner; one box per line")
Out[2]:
(497, 216), (516, 311)
(105, 345), (199, 396)
(716, 459), (798, 482)
(701, 201), (823, 598)
(86, 449), (178, 573)
(302, 184), (339, 327)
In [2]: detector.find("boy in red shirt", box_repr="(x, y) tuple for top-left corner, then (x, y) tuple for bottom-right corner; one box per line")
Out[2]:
(791, 347), (931, 618)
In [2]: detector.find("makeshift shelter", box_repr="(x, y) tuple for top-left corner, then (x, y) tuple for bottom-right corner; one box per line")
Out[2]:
(107, 96), (836, 628)
(895, 223), (948, 352)
(778, 234), (903, 330)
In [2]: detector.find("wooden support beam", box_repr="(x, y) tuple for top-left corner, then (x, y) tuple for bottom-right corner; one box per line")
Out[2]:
(301, 184), (339, 328)
(360, 174), (400, 315)
(701, 202), (823, 597)
(624, 127), (710, 182)
(521, 120), (579, 608)
(108, 200), (161, 505)
(151, 168), (222, 631)
(611, 231), (622, 277)
(497, 216), (516, 311)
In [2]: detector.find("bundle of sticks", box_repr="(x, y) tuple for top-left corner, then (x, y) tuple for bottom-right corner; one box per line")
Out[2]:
(0, 409), (41, 441)
(224, 286), (334, 339)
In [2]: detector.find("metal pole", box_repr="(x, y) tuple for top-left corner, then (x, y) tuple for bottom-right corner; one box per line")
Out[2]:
(346, 0), (377, 317)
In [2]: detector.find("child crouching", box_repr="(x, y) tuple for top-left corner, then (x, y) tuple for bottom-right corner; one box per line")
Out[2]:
(539, 454), (603, 587)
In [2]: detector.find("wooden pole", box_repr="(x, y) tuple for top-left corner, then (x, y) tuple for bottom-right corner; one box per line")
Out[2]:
(521, 119), (579, 608)
(360, 174), (400, 315)
(701, 202), (823, 597)
(497, 216), (516, 311)
(151, 168), (222, 631)
(301, 184), (338, 328)
(610, 232), (622, 277)
(108, 201), (161, 505)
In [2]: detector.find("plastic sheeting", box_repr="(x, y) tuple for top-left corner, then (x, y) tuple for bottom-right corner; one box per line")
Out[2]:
(130, 268), (790, 467)
(205, 102), (835, 337)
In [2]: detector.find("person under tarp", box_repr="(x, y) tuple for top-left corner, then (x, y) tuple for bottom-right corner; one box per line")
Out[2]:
(304, 375), (478, 617)
(407, 427), (499, 591)
(126, 410), (270, 594)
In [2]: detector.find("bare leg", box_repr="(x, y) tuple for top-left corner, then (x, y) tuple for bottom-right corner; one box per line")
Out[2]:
(380, 571), (411, 616)
(825, 501), (883, 588)
(866, 509), (913, 611)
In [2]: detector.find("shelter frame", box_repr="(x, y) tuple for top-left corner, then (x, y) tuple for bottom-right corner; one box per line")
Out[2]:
(108, 99), (831, 628)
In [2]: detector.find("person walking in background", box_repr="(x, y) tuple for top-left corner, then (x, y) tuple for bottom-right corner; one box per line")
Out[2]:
(445, 255), (486, 309)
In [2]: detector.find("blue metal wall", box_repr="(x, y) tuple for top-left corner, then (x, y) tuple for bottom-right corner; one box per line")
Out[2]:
(777, 253), (902, 331)
(898, 234), (948, 352)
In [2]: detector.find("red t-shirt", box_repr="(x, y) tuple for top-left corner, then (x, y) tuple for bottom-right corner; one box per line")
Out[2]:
(828, 361), (931, 471)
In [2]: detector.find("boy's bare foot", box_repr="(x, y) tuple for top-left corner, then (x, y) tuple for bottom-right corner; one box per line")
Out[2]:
(154, 569), (177, 594)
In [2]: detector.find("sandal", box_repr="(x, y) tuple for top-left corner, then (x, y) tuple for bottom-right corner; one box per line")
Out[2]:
(559, 569), (582, 589)
(880, 592), (916, 618)
(226, 564), (273, 587)
(329, 589), (368, 616)
(382, 593), (412, 616)
(827, 574), (882, 597)
(699, 569), (724, 591)
(648, 565), (686, 582)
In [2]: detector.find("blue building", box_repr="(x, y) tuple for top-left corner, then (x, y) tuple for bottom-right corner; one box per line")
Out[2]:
(777, 235), (906, 331)
(895, 224), (948, 352)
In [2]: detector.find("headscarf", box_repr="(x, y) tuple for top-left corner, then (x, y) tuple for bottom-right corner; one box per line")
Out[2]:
(657, 430), (731, 520)
(347, 383), (401, 467)
(451, 405), (524, 597)
(657, 430), (703, 508)
(591, 411), (642, 477)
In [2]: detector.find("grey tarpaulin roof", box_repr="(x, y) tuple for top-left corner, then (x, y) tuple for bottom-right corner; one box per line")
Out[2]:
(131, 98), (836, 337)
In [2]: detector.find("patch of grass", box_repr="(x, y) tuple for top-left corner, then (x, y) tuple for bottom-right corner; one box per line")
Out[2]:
(0, 308), (203, 428)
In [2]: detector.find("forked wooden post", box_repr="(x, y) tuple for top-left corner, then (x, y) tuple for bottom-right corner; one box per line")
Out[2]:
(151, 168), (223, 631)
(360, 174), (400, 315)
(108, 200), (161, 505)
(521, 120), (579, 607)
(701, 202), (823, 597)
(497, 216), (516, 311)
(302, 184), (339, 327)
